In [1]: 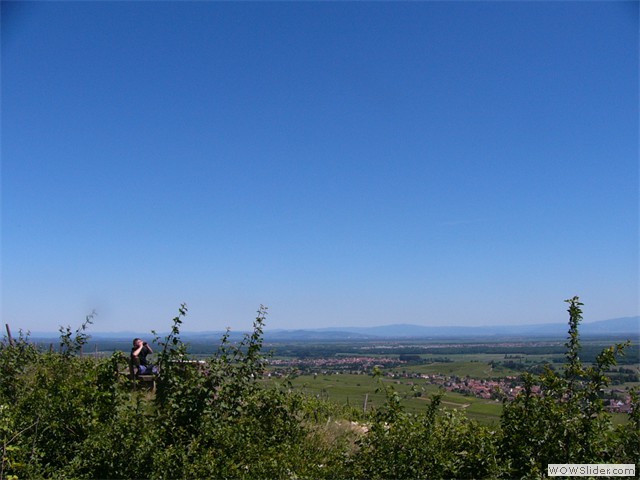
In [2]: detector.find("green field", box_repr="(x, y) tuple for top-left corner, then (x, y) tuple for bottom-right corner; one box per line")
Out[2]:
(400, 360), (519, 378)
(265, 347), (638, 426)
(275, 373), (504, 424)
(269, 372), (632, 425)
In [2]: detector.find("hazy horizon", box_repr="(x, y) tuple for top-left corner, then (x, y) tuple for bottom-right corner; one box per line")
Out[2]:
(2, 2), (638, 334)
(13, 315), (640, 338)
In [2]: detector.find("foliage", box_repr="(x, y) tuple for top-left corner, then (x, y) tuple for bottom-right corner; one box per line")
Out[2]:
(0, 298), (637, 479)
(58, 311), (95, 358)
(0, 316), (113, 478)
(499, 296), (636, 478)
(346, 373), (500, 479)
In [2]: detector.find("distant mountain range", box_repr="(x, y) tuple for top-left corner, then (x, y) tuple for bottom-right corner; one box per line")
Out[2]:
(260, 316), (639, 341)
(40, 315), (637, 343)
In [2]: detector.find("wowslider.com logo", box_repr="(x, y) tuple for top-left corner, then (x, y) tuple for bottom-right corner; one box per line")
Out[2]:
(548, 464), (635, 477)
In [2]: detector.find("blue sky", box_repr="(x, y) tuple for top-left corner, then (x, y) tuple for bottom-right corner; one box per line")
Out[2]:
(2, 1), (638, 334)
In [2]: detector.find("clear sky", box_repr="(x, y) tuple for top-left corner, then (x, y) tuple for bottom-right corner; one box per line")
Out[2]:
(2, 1), (638, 334)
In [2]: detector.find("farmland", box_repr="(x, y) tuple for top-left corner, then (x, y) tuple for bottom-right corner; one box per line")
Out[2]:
(273, 372), (505, 424)
(260, 338), (639, 424)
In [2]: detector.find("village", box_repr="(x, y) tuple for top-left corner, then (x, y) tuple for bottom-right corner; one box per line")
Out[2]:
(266, 356), (635, 414)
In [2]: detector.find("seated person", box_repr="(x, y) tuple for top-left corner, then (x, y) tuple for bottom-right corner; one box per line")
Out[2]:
(131, 338), (158, 375)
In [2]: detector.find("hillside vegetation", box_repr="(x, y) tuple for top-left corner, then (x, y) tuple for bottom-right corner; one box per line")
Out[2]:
(1, 298), (638, 479)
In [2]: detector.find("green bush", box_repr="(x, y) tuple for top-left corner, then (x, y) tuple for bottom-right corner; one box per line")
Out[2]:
(347, 379), (500, 479)
(1, 298), (637, 479)
(499, 297), (638, 477)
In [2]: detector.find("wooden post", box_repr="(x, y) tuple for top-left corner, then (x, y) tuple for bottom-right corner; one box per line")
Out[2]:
(363, 393), (368, 413)
(5, 324), (14, 346)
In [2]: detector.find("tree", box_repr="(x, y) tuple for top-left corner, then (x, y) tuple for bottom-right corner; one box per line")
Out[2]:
(499, 296), (634, 477)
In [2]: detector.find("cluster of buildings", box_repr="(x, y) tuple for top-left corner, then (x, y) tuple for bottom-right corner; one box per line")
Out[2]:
(266, 357), (635, 414)
(267, 356), (401, 373)
(389, 371), (635, 413)
(390, 372), (538, 402)
(606, 390), (635, 413)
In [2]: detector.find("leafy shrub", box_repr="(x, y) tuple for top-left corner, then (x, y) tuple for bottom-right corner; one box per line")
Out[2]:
(347, 379), (500, 479)
(1, 298), (637, 479)
(499, 297), (637, 477)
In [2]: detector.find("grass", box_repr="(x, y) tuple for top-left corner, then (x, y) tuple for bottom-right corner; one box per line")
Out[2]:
(280, 373), (505, 424)
(262, 345), (639, 427)
(271, 367), (634, 426)
(400, 361), (518, 378)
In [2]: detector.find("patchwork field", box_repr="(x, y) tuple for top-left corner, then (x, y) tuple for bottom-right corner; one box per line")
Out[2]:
(263, 343), (638, 425)
(273, 371), (508, 424)
(269, 369), (633, 425)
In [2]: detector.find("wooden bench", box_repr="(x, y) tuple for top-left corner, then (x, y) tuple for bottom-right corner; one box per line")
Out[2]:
(128, 358), (156, 392)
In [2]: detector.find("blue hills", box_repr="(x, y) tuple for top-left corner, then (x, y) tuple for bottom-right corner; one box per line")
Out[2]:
(261, 316), (639, 341)
(52, 316), (638, 342)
